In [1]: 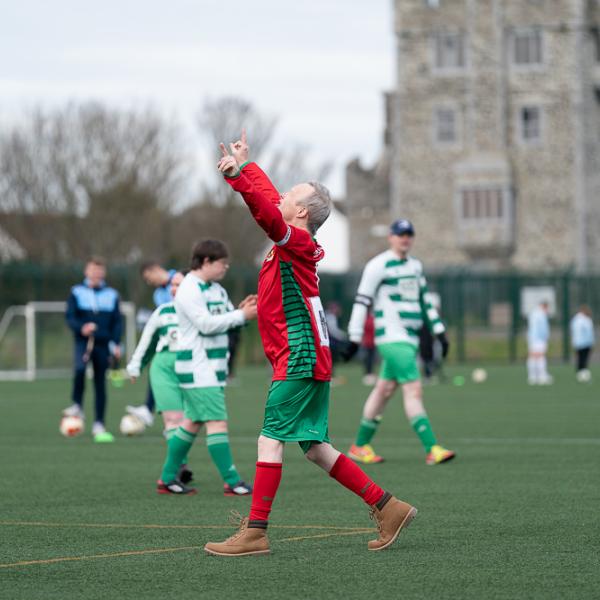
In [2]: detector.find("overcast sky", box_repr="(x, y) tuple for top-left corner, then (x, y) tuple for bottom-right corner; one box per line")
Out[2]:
(0, 0), (395, 197)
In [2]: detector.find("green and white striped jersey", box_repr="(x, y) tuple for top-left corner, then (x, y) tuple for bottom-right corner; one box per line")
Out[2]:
(348, 251), (445, 347)
(126, 302), (179, 378)
(174, 272), (245, 389)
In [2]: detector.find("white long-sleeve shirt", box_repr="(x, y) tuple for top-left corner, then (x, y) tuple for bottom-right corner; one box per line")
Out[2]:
(126, 302), (179, 378)
(527, 307), (550, 345)
(174, 272), (245, 389)
(570, 312), (595, 350)
(348, 250), (445, 347)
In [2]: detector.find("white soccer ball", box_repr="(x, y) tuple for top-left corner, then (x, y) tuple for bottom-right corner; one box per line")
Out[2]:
(471, 368), (488, 383)
(120, 414), (146, 436)
(60, 416), (84, 437)
(576, 369), (592, 383)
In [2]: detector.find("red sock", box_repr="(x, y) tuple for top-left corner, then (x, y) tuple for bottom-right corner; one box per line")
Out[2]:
(329, 454), (385, 506)
(248, 462), (283, 525)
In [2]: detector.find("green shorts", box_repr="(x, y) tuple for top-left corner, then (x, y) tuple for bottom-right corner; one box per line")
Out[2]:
(182, 386), (228, 423)
(378, 342), (420, 384)
(149, 352), (184, 413)
(262, 379), (330, 453)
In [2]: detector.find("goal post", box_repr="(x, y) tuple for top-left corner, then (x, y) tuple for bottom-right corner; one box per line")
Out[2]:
(0, 301), (137, 381)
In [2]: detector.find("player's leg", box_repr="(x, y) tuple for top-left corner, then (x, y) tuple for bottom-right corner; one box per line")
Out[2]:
(158, 415), (201, 494)
(537, 349), (552, 384)
(402, 380), (454, 465)
(305, 441), (417, 551)
(64, 340), (86, 417)
(527, 350), (538, 384)
(348, 378), (397, 464)
(205, 419), (251, 495)
(204, 434), (282, 556)
(91, 345), (113, 441)
(162, 410), (193, 483)
(576, 347), (592, 382)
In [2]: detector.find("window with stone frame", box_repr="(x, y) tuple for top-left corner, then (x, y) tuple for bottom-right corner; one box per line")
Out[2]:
(461, 188), (504, 220)
(520, 106), (542, 143)
(433, 31), (466, 70)
(513, 29), (543, 66)
(435, 107), (458, 143)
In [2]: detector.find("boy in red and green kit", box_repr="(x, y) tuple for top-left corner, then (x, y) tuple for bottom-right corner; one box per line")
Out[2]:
(204, 131), (417, 556)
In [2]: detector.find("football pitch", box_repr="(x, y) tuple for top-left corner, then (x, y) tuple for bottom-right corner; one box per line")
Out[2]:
(1, 364), (598, 600)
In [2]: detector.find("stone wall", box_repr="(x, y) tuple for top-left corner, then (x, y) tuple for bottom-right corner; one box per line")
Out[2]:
(342, 0), (600, 272)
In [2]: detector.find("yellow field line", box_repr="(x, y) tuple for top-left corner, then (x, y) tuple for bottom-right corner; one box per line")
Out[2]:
(0, 546), (199, 569)
(0, 527), (376, 569)
(279, 529), (373, 543)
(0, 520), (369, 532)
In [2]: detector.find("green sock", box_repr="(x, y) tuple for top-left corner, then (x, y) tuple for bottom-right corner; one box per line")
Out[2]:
(355, 416), (381, 446)
(410, 414), (438, 452)
(165, 427), (188, 465)
(206, 432), (241, 486)
(160, 427), (197, 482)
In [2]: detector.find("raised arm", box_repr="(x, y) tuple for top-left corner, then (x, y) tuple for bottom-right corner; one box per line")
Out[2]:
(227, 130), (281, 207)
(240, 162), (281, 207)
(217, 132), (290, 243)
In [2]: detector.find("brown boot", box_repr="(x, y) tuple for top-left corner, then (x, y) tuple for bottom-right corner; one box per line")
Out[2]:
(367, 492), (417, 552)
(204, 513), (270, 557)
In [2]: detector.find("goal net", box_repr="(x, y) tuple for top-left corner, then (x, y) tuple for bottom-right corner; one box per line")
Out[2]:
(0, 301), (136, 381)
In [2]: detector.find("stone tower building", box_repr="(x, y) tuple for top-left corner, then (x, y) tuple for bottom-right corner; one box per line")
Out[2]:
(346, 0), (600, 271)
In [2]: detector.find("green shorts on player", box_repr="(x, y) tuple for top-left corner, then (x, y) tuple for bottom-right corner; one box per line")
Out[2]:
(149, 352), (184, 412)
(262, 379), (330, 454)
(378, 342), (420, 384)
(127, 302), (183, 413)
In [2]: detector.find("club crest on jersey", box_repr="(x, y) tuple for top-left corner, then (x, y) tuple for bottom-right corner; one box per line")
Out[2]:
(264, 247), (275, 262)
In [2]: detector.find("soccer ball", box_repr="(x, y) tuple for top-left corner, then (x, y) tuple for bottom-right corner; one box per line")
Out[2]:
(60, 416), (84, 437)
(576, 369), (592, 383)
(472, 368), (488, 383)
(120, 414), (146, 436)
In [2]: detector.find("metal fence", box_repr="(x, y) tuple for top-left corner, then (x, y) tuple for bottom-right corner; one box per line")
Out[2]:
(1, 262), (599, 365)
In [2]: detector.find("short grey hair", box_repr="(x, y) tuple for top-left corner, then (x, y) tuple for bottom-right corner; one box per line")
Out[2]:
(299, 181), (332, 235)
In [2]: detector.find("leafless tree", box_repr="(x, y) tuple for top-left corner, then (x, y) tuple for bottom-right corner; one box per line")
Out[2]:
(0, 103), (188, 262)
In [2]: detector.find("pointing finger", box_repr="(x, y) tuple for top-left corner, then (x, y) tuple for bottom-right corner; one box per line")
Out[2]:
(219, 143), (230, 157)
(241, 128), (247, 144)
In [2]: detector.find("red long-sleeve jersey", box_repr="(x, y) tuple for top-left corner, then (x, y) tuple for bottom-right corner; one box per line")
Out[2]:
(226, 162), (332, 381)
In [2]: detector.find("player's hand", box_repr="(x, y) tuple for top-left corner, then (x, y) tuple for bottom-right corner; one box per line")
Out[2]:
(112, 346), (122, 361)
(229, 129), (249, 165)
(81, 323), (97, 337)
(238, 294), (258, 309)
(340, 341), (360, 362)
(129, 376), (137, 384)
(241, 301), (258, 321)
(436, 332), (450, 358)
(217, 144), (240, 177)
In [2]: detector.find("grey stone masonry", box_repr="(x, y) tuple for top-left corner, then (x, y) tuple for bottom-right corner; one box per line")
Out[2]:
(346, 0), (600, 272)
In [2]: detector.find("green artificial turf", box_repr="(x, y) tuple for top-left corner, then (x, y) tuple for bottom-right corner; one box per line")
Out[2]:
(1, 364), (599, 599)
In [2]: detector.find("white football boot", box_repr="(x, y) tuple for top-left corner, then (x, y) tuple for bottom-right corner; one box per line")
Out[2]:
(125, 404), (154, 427)
(62, 404), (84, 418)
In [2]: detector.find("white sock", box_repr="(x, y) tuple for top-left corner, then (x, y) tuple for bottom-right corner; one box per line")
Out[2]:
(527, 357), (537, 381)
(537, 356), (548, 380)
